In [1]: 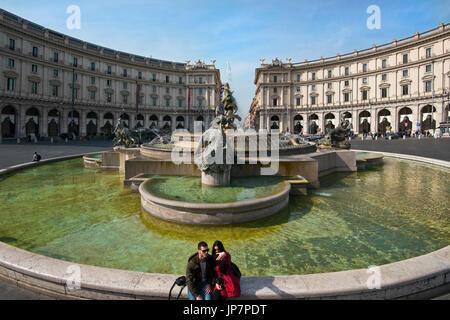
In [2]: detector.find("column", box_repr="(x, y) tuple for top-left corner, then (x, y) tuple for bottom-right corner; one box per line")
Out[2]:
(144, 113), (150, 129)
(392, 106), (398, 133)
(41, 107), (48, 137)
(18, 105), (26, 138)
(414, 104), (420, 132)
(80, 109), (87, 136)
(98, 112), (104, 135)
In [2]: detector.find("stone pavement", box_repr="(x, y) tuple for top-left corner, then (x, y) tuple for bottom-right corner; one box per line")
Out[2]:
(0, 138), (448, 299)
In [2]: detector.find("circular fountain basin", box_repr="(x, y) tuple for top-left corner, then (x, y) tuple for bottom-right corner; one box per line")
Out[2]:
(139, 176), (291, 225)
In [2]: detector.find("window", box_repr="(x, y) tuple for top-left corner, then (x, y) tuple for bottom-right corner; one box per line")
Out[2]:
(344, 80), (349, 87)
(382, 59), (387, 68)
(403, 70), (409, 77)
(382, 74), (387, 81)
(107, 66), (112, 74)
(53, 52), (59, 62)
(327, 83), (332, 89)
(345, 67), (349, 76)
(90, 91), (95, 100)
(123, 69), (127, 77)
(426, 64), (432, 73)
(178, 77), (183, 84)
(32, 64), (38, 73)
(273, 75), (277, 83)
(273, 98), (277, 106)
(402, 85), (409, 95)
(7, 78), (14, 91)
(328, 70), (332, 78)
(198, 99), (202, 108)
(312, 72), (316, 80)
(52, 85), (58, 97)
(123, 82), (128, 89)
(273, 87), (277, 93)
(296, 87), (301, 92)
(138, 96), (143, 105)
(381, 88), (388, 98)
(152, 86), (156, 92)
(178, 100), (183, 108)
(297, 74), (301, 82)
(178, 88), (183, 95)
(362, 78), (368, 84)
(8, 58), (14, 68)
(199, 88), (203, 95)
(9, 39), (15, 50)
(106, 93), (112, 102)
(152, 98), (157, 106)
(30, 81), (38, 94)
(73, 73), (78, 81)
(362, 90), (368, 100)
(296, 97), (301, 106)
(32, 47), (38, 57)
(363, 64), (367, 72)
(152, 74), (156, 81)
(403, 54), (408, 64)
(90, 77), (95, 85)
(138, 71), (142, 80)
(311, 96), (316, 105)
(344, 93), (349, 102)
(90, 62), (95, 71)
(311, 84), (316, 91)
(53, 69), (58, 77)
(73, 57), (78, 67)
(166, 99), (170, 107)
(107, 80), (112, 87)
(122, 95), (128, 104)
(327, 95), (333, 104)
(426, 48), (432, 58)
(166, 87), (170, 94)
(199, 77), (203, 84)
(425, 81), (432, 92)
(166, 75), (170, 83)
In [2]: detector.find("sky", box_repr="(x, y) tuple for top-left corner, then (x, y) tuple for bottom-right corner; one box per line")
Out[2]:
(1, 0), (449, 120)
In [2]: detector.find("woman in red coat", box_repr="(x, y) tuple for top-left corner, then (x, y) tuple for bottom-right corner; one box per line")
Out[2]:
(212, 240), (241, 298)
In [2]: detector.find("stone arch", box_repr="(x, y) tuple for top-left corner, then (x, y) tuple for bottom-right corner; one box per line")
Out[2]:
(86, 111), (98, 136)
(68, 110), (80, 136)
(162, 115), (172, 132)
(398, 107), (413, 134)
(1, 105), (17, 138)
(270, 115), (280, 130)
(309, 114), (319, 134)
(420, 105), (436, 131)
(119, 113), (130, 128)
(136, 114), (144, 128)
(102, 112), (114, 135)
(293, 115), (303, 134)
(359, 110), (371, 134)
(176, 116), (185, 129)
(324, 113), (336, 133)
(149, 115), (159, 129)
(378, 109), (391, 134)
(25, 107), (40, 137)
(47, 109), (60, 137)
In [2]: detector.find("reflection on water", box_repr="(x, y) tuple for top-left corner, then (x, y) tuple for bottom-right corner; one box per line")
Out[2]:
(0, 158), (448, 276)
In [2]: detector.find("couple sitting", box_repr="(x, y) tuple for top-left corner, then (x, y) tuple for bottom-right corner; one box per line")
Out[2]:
(186, 240), (241, 300)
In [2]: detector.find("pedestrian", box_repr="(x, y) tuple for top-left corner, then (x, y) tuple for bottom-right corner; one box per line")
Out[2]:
(212, 240), (241, 298)
(186, 241), (216, 300)
(32, 152), (41, 162)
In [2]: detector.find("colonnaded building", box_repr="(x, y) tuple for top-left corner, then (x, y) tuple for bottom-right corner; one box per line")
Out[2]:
(246, 23), (450, 136)
(0, 9), (221, 140)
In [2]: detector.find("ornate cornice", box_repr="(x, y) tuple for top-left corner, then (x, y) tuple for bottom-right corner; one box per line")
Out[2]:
(27, 75), (41, 83)
(3, 70), (19, 78)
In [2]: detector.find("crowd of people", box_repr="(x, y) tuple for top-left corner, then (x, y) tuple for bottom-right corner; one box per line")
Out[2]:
(186, 241), (241, 300)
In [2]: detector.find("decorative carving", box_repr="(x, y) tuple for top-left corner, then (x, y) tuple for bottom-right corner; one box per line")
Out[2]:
(192, 59), (207, 69)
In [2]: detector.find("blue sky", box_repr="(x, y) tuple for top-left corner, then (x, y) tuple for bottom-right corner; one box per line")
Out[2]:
(2, 0), (449, 119)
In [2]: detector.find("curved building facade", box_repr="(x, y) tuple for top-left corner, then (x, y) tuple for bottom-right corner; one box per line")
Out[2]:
(250, 23), (450, 136)
(0, 9), (221, 139)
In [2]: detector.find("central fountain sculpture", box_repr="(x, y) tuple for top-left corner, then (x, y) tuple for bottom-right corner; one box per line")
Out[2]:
(195, 83), (241, 186)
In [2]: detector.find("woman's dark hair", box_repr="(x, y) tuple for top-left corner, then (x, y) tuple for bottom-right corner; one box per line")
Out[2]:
(212, 240), (226, 254)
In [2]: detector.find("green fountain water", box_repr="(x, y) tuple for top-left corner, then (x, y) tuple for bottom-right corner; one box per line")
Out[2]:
(0, 157), (448, 276)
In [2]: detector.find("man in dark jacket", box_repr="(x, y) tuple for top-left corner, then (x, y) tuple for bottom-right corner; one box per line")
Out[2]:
(186, 241), (216, 300)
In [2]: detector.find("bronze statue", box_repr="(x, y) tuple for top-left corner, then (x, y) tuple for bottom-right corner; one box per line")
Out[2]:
(320, 117), (351, 149)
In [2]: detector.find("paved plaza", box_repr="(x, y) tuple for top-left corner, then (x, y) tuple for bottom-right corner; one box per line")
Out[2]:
(0, 138), (448, 299)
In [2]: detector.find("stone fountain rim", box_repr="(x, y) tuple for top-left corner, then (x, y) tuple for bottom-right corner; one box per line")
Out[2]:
(139, 177), (291, 209)
(0, 151), (448, 299)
